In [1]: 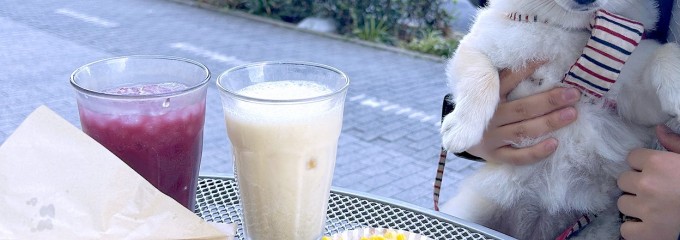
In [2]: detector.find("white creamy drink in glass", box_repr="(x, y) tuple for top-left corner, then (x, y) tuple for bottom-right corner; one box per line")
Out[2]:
(216, 62), (349, 240)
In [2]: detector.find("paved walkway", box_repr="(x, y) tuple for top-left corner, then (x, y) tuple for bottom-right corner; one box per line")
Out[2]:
(0, 0), (481, 209)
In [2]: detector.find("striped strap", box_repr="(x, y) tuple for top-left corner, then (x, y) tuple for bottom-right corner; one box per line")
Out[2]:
(434, 147), (447, 211)
(555, 213), (599, 240)
(562, 9), (645, 98)
(434, 95), (454, 211)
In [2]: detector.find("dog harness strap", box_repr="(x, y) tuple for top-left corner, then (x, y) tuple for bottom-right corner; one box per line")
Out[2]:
(433, 147), (447, 211)
(434, 95), (454, 211)
(555, 213), (599, 240)
(562, 10), (645, 98)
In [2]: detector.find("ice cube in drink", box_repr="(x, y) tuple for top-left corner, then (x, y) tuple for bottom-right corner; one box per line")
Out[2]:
(78, 83), (206, 209)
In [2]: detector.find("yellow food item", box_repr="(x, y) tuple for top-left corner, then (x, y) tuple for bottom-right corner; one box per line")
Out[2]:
(325, 229), (409, 240)
(380, 230), (406, 240)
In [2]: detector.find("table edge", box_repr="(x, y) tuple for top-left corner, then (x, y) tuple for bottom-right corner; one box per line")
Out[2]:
(198, 174), (515, 240)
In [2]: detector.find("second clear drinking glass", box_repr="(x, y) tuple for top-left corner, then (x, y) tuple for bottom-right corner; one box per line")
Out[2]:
(216, 61), (349, 240)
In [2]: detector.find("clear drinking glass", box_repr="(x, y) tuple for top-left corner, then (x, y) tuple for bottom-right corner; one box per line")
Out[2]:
(70, 55), (210, 209)
(216, 61), (349, 240)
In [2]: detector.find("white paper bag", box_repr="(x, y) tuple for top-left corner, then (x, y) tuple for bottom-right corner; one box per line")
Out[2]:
(0, 106), (234, 239)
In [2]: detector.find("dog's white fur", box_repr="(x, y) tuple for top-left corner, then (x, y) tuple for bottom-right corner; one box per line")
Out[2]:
(440, 0), (680, 239)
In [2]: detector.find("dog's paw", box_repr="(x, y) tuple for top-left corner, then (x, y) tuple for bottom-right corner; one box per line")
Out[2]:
(441, 112), (485, 153)
(652, 44), (680, 118)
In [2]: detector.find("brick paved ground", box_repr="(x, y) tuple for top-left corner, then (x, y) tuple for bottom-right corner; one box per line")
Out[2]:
(0, 0), (481, 209)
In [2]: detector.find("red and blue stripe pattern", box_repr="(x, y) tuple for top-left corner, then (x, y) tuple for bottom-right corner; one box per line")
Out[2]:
(563, 9), (645, 98)
(555, 213), (598, 240)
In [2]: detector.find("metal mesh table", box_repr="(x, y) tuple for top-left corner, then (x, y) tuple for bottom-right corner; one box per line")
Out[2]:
(194, 175), (513, 240)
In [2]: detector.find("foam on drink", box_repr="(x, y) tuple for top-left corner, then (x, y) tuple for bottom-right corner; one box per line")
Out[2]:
(238, 80), (331, 100)
(224, 80), (343, 240)
(229, 81), (336, 122)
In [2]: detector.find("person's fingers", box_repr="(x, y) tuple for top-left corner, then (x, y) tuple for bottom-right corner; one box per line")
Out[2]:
(618, 194), (643, 218)
(620, 221), (645, 240)
(488, 107), (577, 147)
(498, 69), (524, 99)
(488, 138), (558, 165)
(627, 148), (654, 171)
(491, 88), (580, 127)
(498, 60), (546, 99)
(656, 124), (680, 153)
(617, 171), (641, 194)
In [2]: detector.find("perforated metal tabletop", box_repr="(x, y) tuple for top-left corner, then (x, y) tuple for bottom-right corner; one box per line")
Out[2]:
(194, 175), (513, 240)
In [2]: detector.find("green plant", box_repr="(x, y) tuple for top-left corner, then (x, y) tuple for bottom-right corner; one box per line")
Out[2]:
(200, 0), (461, 57)
(244, 0), (315, 22)
(198, 0), (244, 9)
(352, 16), (391, 43)
(314, 0), (454, 37)
(402, 30), (459, 58)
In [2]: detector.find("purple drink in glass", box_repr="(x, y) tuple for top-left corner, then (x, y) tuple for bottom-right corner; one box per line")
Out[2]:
(71, 56), (210, 209)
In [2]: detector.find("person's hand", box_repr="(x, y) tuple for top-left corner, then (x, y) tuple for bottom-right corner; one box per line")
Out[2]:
(465, 61), (581, 165)
(618, 125), (680, 240)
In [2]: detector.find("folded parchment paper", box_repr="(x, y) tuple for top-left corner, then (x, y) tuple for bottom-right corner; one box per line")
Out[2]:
(0, 106), (234, 239)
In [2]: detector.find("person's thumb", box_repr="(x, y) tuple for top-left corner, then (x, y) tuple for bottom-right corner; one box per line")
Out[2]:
(656, 124), (680, 154)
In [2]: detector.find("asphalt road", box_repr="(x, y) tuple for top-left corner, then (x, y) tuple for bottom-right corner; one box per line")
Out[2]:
(0, 0), (481, 209)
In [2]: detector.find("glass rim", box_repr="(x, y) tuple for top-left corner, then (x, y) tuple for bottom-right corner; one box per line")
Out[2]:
(216, 61), (350, 104)
(70, 55), (211, 99)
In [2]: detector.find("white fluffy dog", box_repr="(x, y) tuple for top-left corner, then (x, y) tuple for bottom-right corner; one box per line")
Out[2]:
(440, 0), (680, 239)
